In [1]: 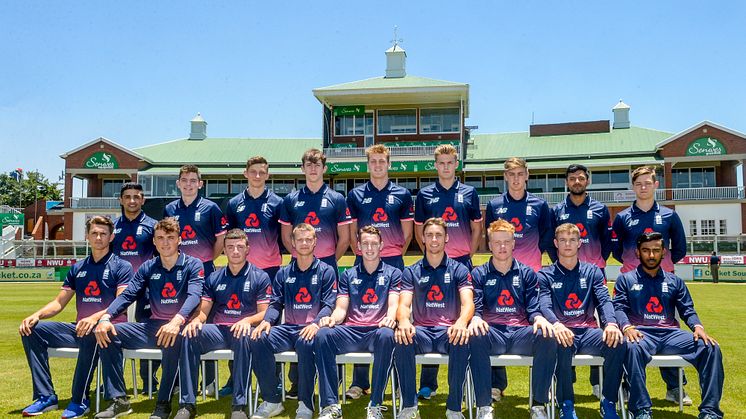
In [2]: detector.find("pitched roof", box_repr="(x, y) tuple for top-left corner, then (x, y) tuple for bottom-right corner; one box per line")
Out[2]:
(313, 75), (468, 92)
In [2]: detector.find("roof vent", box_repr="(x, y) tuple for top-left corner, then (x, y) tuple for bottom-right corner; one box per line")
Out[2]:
(385, 27), (406, 78)
(189, 113), (207, 140)
(612, 100), (630, 129)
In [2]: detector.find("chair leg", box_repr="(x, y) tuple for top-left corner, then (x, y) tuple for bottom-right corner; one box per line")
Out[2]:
(96, 359), (101, 413)
(550, 376), (556, 419)
(678, 368), (684, 413)
(528, 366), (533, 409)
(341, 363), (346, 403)
(465, 368), (473, 419)
(390, 366), (397, 418)
(281, 363), (286, 402)
(130, 359), (137, 399)
(202, 360), (207, 402)
(215, 361), (220, 401)
(147, 360), (153, 399)
(618, 385), (627, 419)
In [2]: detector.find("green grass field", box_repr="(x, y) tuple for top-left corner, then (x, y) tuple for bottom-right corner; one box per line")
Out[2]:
(0, 282), (740, 418)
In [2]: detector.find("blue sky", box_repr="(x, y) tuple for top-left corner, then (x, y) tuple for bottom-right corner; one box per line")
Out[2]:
(1, 1), (745, 181)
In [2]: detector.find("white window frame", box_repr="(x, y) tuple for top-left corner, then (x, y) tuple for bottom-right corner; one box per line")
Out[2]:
(377, 108), (417, 136)
(419, 107), (461, 134)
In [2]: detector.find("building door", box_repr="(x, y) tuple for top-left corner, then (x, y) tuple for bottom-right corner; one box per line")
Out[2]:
(364, 112), (374, 147)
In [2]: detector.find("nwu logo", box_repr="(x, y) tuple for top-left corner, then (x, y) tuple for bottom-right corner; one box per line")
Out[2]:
(216, 284), (227, 291)
(362, 197), (373, 204)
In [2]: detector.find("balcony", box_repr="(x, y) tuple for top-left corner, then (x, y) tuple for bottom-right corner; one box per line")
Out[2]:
(69, 197), (121, 209)
(324, 144), (461, 158)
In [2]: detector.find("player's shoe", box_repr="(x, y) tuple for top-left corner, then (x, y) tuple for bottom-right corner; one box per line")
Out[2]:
(230, 405), (249, 419)
(318, 404), (343, 419)
(592, 384), (602, 400)
(345, 385), (369, 400)
(219, 384), (234, 397)
(22, 394), (58, 416)
(94, 397), (132, 418)
(61, 398), (90, 419)
(295, 401), (313, 419)
(665, 388), (693, 406)
(559, 400), (578, 419)
(600, 399), (620, 419)
(365, 404), (387, 419)
(149, 401), (172, 419)
(396, 407), (420, 419)
(286, 383), (299, 400)
(251, 401), (284, 418)
(173, 403), (196, 419)
(416, 387), (436, 400)
(445, 410), (465, 419)
(491, 388), (503, 402)
(476, 406), (494, 419)
(530, 405), (549, 419)
(631, 409), (652, 419)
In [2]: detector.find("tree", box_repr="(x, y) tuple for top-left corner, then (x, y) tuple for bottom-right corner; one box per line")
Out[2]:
(0, 170), (62, 208)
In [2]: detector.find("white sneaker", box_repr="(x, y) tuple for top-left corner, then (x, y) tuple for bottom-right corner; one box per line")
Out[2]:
(491, 388), (502, 402)
(665, 388), (693, 406)
(251, 401), (284, 418)
(476, 406), (494, 419)
(366, 404), (387, 419)
(345, 385), (368, 400)
(592, 384), (602, 400)
(295, 401), (313, 419)
(445, 409), (465, 419)
(396, 407), (420, 419)
(530, 405), (549, 419)
(204, 382), (217, 397)
(318, 404), (343, 419)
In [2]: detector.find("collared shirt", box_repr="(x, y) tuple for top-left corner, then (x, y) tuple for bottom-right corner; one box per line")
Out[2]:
(485, 191), (553, 272)
(202, 262), (272, 325)
(537, 261), (616, 328)
(63, 252), (131, 323)
(551, 195), (612, 268)
(402, 255), (473, 327)
(414, 180), (482, 258)
(613, 266), (702, 330)
(107, 253), (204, 321)
(163, 196), (227, 263)
(347, 181), (414, 257)
(611, 201), (686, 273)
(264, 258), (337, 326)
(279, 184), (352, 259)
(112, 211), (157, 271)
(225, 188), (283, 269)
(338, 261), (402, 326)
(471, 258), (540, 327)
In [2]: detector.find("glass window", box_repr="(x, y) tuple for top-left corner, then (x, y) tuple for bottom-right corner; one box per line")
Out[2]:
(689, 220), (697, 236)
(138, 175), (153, 196)
(231, 180), (247, 193)
(719, 220), (727, 235)
(271, 180), (295, 196)
(420, 108), (460, 133)
(528, 174), (546, 193)
(153, 176), (178, 197)
(395, 177), (417, 191)
(205, 180), (228, 197)
(334, 181), (346, 194)
(671, 167), (716, 188)
(419, 177), (437, 188)
(377, 109), (416, 134)
(485, 176), (501, 189)
(334, 115), (365, 136)
(672, 169), (689, 188)
(591, 170), (629, 185)
(592, 171), (610, 185)
(548, 174), (565, 192)
(465, 176), (482, 188)
(102, 180), (125, 197)
(701, 219), (716, 235)
(609, 170), (629, 184)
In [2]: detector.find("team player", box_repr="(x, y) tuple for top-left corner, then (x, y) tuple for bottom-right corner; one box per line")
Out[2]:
(483, 157), (553, 398)
(178, 229), (271, 419)
(551, 164), (612, 398)
(412, 144), (481, 398)
(345, 144), (413, 399)
(468, 219), (557, 419)
(613, 232), (723, 419)
(279, 148), (351, 270)
(537, 223), (624, 419)
(314, 226), (401, 419)
(111, 182), (160, 393)
(611, 165), (690, 404)
(394, 217), (474, 419)
(20, 216), (131, 419)
(94, 217), (204, 419)
(250, 223), (337, 419)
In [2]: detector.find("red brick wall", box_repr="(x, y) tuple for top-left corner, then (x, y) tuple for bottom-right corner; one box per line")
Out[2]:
(530, 120), (610, 137)
(64, 140), (140, 170)
(659, 125), (746, 158)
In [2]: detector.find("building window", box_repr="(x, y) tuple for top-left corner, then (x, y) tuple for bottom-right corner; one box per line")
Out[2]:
(528, 174), (546, 193)
(271, 180), (295, 196)
(701, 219), (716, 236)
(153, 176), (179, 197)
(138, 175), (153, 196)
(547, 174), (565, 192)
(672, 167), (715, 188)
(419, 177), (438, 188)
(394, 177), (417, 191)
(465, 176), (482, 189)
(591, 170), (629, 185)
(689, 220), (697, 236)
(102, 180), (125, 197)
(334, 115), (365, 136)
(485, 176), (501, 190)
(377, 109), (417, 135)
(420, 108), (460, 133)
(719, 220), (727, 235)
(205, 180), (228, 197)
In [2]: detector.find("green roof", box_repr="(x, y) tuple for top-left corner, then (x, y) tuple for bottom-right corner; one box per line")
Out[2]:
(134, 137), (322, 165)
(465, 156), (662, 172)
(314, 75), (468, 92)
(468, 126), (672, 162)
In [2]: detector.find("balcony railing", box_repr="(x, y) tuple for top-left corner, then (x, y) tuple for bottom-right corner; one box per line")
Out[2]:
(324, 144), (461, 158)
(479, 187), (744, 206)
(671, 186), (745, 201)
(479, 189), (667, 206)
(69, 197), (121, 209)
(2, 239), (90, 259)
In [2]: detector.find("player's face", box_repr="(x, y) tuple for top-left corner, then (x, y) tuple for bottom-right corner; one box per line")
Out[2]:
(504, 167), (528, 195)
(244, 163), (269, 189)
(292, 229), (317, 257)
(301, 160), (326, 184)
(566, 170), (589, 196)
(224, 237), (249, 265)
(554, 231), (581, 259)
(367, 153), (390, 181)
(177, 172), (203, 199)
(119, 189), (145, 215)
(358, 232), (383, 262)
(154, 229), (180, 258)
(488, 230), (515, 262)
(423, 224), (448, 255)
(87, 224), (114, 252)
(435, 154), (458, 181)
(632, 174), (658, 201)
(636, 240), (665, 270)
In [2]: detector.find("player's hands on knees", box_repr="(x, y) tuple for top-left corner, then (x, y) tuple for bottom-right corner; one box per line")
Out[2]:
(468, 316), (489, 336)
(94, 321), (117, 348)
(318, 316), (335, 328)
(251, 320), (271, 340)
(182, 320), (203, 338)
(299, 323), (320, 341)
(378, 316), (396, 329)
(156, 319), (182, 348)
(623, 326), (643, 343)
(553, 322), (574, 347)
(532, 316), (554, 338)
(19, 314), (40, 336)
(230, 319), (251, 339)
(448, 319), (470, 345)
(602, 324), (623, 348)
(693, 326), (718, 346)
(395, 321), (415, 345)
(75, 315), (98, 337)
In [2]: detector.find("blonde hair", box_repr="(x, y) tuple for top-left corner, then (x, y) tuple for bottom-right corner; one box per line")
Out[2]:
(423, 217), (447, 234)
(555, 222), (580, 238)
(434, 144), (458, 159)
(155, 217), (181, 235)
(292, 223), (317, 239)
(365, 144), (390, 162)
(504, 157), (527, 171)
(487, 219), (515, 240)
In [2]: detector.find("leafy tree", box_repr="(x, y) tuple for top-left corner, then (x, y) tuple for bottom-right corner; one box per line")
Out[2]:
(0, 170), (62, 208)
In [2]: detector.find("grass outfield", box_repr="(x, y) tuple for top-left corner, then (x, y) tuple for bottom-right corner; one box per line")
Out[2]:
(0, 282), (739, 418)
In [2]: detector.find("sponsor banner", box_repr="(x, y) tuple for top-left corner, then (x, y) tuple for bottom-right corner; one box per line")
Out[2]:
(16, 258), (35, 267)
(686, 137), (726, 157)
(0, 267), (56, 281)
(679, 255), (744, 265)
(328, 160), (462, 174)
(333, 105), (365, 117)
(0, 259), (78, 267)
(693, 264), (746, 282)
(84, 151), (119, 169)
(0, 213), (24, 226)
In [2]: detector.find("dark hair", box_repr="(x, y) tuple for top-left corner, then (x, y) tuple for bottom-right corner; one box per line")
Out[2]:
(120, 182), (143, 197)
(565, 164), (589, 179)
(636, 231), (663, 249)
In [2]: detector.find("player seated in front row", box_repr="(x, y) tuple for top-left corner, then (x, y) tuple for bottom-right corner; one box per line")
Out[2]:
(613, 231), (723, 419)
